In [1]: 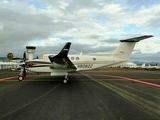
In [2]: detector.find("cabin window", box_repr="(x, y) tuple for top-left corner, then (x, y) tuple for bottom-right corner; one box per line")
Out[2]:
(76, 57), (79, 60)
(93, 58), (96, 61)
(71, 57), (74, 60)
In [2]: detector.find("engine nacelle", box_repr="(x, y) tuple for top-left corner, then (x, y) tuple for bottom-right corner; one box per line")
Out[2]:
(50, 72), (67, 76)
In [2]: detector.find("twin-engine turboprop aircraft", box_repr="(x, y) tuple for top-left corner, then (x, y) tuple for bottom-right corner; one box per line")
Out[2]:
(18, 35), (153, 83)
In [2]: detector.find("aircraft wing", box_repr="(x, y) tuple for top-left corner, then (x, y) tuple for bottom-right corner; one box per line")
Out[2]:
(48, 42), (77, 71)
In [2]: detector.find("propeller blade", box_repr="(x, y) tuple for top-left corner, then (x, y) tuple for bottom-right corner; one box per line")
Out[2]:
(23, 65), (26, 77)
(23, 52), (26, 62)
(22, 52), (27, 78)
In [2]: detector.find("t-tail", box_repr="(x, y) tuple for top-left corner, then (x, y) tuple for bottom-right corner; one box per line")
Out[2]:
(111, 35), (153, 60)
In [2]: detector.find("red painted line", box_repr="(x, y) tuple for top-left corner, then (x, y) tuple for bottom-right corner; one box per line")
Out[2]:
(0, 74), (51, 81)
(83, 74), (160, 88)
(1, 73), (160, 88)
(0, 76), (18, 81)
(104, 74), (160, 88)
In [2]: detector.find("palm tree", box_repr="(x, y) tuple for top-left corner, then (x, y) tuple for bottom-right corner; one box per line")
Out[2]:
(7, 53), (14, 61)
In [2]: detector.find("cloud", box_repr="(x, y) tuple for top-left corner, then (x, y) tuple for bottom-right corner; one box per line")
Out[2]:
(0, 0), (160, 62)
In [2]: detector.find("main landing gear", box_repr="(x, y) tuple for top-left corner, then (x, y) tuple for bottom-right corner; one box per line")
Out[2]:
(18, 67), (26, 81)
(18, 70), (26, 81)
(63, 74), (69, 83)
(18, 52), (27, 81)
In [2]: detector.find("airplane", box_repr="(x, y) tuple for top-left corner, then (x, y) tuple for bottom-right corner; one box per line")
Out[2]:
(141, 63), (149, 70)
(148, 64), (160, 69)
(18, 35), (153, 83)
(141, 63), (159, 70)
(120, 62), (137, 69)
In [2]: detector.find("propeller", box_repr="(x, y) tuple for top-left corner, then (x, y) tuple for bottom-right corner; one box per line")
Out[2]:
(22, 52), (26, 79)
(18, 52), (27, 81)
(23, 52), (26, 62)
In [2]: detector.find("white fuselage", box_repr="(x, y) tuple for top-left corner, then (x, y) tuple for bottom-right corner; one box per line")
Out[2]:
(26, 54), (127, 73)
(20, 35), (154, 77)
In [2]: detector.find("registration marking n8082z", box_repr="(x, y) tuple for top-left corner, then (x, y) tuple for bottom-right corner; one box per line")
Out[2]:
(77, 64), (93, 68)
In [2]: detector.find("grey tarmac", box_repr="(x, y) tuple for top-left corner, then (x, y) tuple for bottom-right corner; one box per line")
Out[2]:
(0, 69), (160, 120)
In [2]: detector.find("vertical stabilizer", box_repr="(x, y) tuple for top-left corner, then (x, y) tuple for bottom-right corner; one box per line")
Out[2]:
(112, 42), (136, 59)
(111, 35), (153, 60)
(142, 63), (146, 68)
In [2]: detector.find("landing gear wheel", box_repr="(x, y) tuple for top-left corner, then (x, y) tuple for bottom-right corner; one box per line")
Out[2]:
(63, 79), (67, 83)
(18, 76), (24, 81)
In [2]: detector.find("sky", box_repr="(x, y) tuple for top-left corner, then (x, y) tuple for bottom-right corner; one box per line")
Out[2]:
(0, 0), (160, 62)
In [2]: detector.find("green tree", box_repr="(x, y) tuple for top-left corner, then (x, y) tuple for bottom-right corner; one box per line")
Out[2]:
(7, 53), (14, 61)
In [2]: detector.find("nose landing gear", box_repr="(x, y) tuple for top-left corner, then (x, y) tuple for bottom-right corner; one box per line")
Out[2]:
(18, 75), (24, 81)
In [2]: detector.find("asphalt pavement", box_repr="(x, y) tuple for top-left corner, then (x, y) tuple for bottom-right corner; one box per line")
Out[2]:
(0, 69), (160, 120)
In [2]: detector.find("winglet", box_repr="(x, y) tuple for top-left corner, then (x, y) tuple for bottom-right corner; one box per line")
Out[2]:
(56, 42), (71, 58)
(120, 35), (153, 42)
(48, 42), (71, 62)
(48, 42), (76, 70)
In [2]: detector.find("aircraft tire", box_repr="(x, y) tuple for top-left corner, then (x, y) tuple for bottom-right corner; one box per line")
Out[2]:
(18, 76), (24, 81)
(63, 79), (67, 83)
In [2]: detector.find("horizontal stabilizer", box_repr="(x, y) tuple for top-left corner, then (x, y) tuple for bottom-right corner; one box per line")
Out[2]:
(120, 35), (153, 42)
